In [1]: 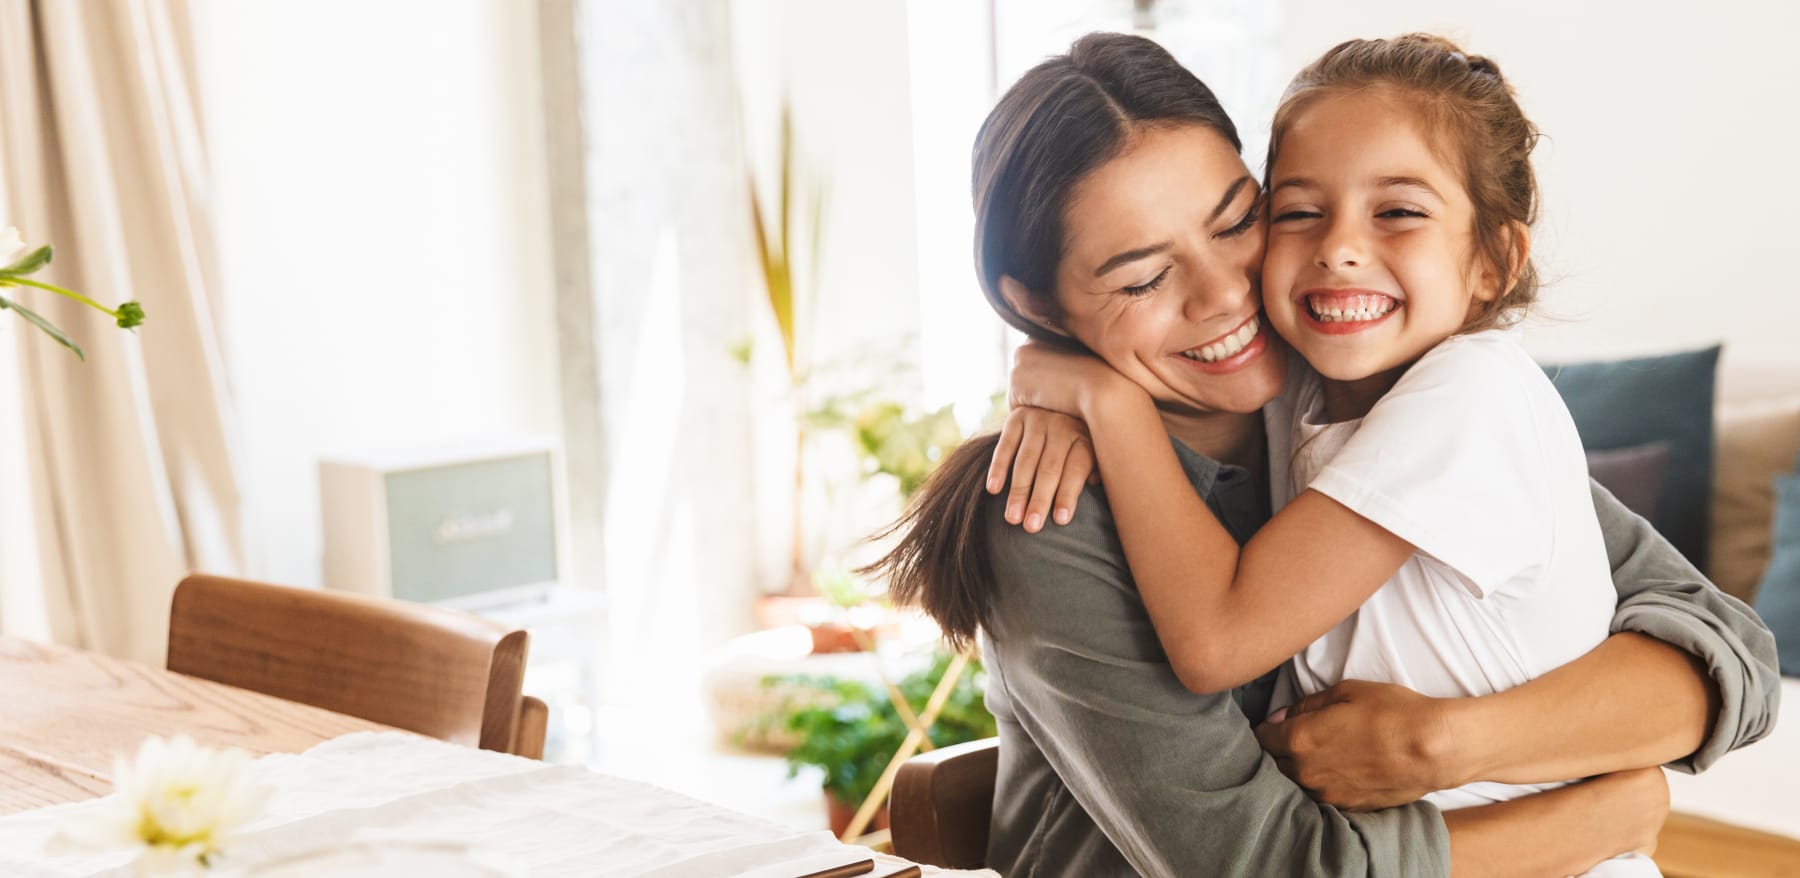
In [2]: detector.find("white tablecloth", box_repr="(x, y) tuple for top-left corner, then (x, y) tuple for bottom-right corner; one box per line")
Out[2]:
(0, 732), (995, 877)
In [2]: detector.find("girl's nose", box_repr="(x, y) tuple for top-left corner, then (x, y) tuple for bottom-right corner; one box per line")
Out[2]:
(1315, 218), (1364, 270)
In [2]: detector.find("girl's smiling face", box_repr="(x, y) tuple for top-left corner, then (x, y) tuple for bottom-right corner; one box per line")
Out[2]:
(1261, 89), (1502, 387)
(1030, 123), (1286, 416)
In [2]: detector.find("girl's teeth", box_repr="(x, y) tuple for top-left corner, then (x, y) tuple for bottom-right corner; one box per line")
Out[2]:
(1186, 317), (1260, 363)
(1308, 295), (1396, 322)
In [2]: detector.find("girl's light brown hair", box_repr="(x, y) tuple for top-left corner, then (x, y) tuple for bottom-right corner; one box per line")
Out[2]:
(1268, 33), (1542, 331)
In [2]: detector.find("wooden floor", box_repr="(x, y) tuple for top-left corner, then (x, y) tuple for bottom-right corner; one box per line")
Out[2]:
(1656, 813), (1800, 878)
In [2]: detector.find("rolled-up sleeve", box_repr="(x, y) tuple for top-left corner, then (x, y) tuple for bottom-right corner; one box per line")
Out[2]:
(1592, 480), (1782, 772)
(984, 489), (1450, 877)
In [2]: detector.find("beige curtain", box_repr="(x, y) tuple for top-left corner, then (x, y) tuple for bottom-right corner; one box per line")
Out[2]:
(0, 0), (245, 663)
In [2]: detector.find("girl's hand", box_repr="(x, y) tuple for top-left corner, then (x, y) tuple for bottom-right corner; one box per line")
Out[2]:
(1255, 679), (1455, 810)
(986, 406), (1098, 533)
(1008, 339), (1141, 421)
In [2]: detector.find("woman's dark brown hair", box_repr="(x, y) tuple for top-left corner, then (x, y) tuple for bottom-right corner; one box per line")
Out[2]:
(861, 33), (1240, 651)
(1267, 33), (1543, 332)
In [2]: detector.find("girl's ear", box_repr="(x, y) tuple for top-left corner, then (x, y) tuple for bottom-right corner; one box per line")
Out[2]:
(1477, 220), (1532, 302)
(998, 275), (1071, 338)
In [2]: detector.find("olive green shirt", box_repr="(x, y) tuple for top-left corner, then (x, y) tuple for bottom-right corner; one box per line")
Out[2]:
(981, 439), (1780, 878)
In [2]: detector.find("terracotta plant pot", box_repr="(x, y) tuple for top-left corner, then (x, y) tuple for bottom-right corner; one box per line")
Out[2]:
(826, 790), (890, 839)
(807, 622), (861, 654)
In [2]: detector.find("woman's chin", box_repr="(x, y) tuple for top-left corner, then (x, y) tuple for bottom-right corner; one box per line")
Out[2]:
(1158, 356), (1286, 415)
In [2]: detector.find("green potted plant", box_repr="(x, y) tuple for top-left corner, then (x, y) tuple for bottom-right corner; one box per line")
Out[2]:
(772, 652), (996, 838)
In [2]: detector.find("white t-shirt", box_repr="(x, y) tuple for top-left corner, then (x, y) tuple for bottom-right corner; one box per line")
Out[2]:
(1264, 330), (1626, 815)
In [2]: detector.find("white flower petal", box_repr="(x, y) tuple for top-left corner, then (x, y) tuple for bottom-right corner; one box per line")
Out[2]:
(73, 734), (273, 865)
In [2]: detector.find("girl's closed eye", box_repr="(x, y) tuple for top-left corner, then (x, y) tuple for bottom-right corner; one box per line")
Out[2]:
(1377, 206), (1430, 220)
(1271, 205), (1322, 223)
(1122, 266), (1171, 296)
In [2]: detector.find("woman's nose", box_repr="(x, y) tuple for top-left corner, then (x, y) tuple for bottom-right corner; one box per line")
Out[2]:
(1183, 259), (1256, 322)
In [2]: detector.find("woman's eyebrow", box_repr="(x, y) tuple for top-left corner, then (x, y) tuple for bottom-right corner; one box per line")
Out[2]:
(1208, 175), (1255, 222)
(1094, 241), (1172, 278)
(1092, 174), (1254, 279)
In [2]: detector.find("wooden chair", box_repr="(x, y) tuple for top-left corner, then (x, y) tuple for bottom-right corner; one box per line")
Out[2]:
(890, 737), (998, 869)
(167, 573), (547, 758)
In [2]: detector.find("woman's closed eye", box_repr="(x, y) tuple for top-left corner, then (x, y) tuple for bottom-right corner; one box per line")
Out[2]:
(1214, 199), (1262, 239)
(1122, 266), (1171, 296)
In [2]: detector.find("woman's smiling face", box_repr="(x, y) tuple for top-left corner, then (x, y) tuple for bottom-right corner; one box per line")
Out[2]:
(1043, 123), (1287, 416)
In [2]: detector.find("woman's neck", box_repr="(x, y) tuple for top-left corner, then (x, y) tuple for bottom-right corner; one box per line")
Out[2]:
(1158, 407), (1265, 472)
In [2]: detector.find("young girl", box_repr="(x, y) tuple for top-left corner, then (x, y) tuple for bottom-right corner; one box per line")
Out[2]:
(994, 34), (1658, 876)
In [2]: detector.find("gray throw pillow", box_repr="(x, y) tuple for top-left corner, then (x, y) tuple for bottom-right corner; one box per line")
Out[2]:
(1586, 442), (1671, 524)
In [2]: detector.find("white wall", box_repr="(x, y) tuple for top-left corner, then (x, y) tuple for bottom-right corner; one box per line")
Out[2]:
(1276, 0), (1800, 366)
(201, 0), (559, 587)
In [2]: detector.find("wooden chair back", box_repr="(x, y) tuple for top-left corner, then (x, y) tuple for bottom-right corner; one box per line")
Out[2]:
(167, 574), (539, 756)
(890, 737), (998, 869)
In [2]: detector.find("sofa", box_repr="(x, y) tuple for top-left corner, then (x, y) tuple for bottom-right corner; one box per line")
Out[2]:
(1652, 354), (1800, 875)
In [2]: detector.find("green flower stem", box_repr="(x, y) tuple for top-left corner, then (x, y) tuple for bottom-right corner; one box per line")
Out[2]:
(0, 275), (118, 319)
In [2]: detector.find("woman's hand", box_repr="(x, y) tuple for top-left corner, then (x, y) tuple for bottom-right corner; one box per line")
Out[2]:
(1008, 339), (1141, 421)
(986, 407), (1097, 532)
(1255, 679), (1460, 810)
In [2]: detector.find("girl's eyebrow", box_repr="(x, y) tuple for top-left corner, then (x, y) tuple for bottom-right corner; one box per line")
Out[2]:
(1378, 175), (1445, 200)
(1269, 176), (1317, 195)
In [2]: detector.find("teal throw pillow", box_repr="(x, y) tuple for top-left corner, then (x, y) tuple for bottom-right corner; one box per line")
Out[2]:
(1544, 345), (1719, 569)
(1753, 472), (1800, 677)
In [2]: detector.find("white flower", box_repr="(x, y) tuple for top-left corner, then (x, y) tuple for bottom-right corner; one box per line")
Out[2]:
(0, 226), (25, 265)
(50, 735), (272, 876)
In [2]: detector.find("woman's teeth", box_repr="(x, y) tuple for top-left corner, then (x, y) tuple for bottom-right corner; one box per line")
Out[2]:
(1181, 316), (1259, 363)
(1307, 294), (1397, 323)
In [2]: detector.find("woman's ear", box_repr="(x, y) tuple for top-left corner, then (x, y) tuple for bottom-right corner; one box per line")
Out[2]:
(1476, 221), (1532, 302)
(998, 275), (1070, 338)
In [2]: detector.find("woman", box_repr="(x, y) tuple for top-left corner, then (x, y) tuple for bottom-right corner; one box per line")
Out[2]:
(866, 33), (1779, 877)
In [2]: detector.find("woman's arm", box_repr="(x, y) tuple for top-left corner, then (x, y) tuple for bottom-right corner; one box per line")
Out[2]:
(1590, 480), (1782, 772)
(1255, 635), (1710, 808)
(1258, 483), (1778, 808)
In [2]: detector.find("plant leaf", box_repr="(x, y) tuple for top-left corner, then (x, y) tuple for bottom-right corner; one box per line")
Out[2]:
(0, 291), (84, 360)
(0, 244), (52, 277)
(750, 171), (796, 374)
(779, 105), (793, 291)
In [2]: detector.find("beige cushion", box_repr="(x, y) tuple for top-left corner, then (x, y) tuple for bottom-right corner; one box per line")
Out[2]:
(1709, 396), (1800, 602)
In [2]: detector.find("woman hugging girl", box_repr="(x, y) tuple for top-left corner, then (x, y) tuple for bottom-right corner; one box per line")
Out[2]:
(998, 34), (1657, 877)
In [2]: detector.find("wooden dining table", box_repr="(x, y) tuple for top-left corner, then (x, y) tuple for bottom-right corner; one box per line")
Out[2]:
(0, 635), (961, 878)
(6, 632), (1791, 878)
(0, 634), (393, 816)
